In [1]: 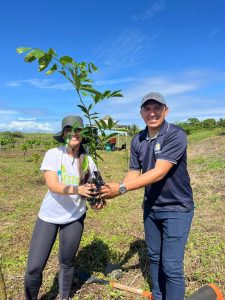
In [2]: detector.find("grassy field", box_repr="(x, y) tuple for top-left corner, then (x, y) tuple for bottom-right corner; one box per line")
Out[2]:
(0, 130), (225, 299)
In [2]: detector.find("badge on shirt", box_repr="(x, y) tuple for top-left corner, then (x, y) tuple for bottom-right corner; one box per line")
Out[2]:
(155, 143), (161, 152)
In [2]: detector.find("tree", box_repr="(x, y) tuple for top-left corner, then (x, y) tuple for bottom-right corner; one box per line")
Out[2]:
(127, 124), (140, 137)
(202, 118), (217, 129)
(17, 47), (123, 166)
(17, 46), (123, 205)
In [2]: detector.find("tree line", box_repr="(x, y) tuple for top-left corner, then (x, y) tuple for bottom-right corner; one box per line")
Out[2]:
(176, 117), (225, 135)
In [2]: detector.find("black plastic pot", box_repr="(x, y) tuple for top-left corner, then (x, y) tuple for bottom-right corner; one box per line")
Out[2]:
(86, 170), (105, 206)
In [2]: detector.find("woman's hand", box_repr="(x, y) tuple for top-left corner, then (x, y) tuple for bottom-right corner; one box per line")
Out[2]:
(90, 198), (106, 210)
(77, 183), (96, 198)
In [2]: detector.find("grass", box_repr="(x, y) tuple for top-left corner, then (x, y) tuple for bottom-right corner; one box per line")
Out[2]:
(0, 130), (225, 299)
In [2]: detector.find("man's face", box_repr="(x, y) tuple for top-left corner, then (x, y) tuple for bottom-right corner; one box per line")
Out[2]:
(140, 100), (168, 130)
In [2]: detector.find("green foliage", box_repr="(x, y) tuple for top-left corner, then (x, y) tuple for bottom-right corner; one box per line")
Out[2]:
(176, 117), (225, 135)
(17, 47), (123, 167)
(0, 137), (16, 149)
(126, 124), (140, 137)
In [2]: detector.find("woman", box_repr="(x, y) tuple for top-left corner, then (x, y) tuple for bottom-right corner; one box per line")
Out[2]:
(24, 115), (101, 300)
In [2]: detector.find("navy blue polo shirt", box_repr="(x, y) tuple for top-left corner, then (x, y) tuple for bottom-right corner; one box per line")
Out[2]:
(130, 121), (194, 211)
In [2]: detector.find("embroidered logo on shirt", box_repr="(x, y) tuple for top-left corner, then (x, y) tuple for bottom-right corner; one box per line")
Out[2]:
(155, 143), (161, 152)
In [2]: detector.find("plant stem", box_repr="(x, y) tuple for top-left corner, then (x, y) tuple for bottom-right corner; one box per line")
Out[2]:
(0, 266), (7, 300)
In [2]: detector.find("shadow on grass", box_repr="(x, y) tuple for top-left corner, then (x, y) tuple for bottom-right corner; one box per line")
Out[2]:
(40, 238), (151, 299)
(120, 239), (151, 288)
(40, 238), (111, 299)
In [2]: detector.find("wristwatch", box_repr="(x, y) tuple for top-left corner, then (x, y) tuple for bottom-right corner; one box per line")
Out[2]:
(119, 183), (127, 194)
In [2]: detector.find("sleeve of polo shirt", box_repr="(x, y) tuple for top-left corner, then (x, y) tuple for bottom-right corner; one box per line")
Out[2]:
(157, 128), (187, 164)
(129, 136), (141, 170)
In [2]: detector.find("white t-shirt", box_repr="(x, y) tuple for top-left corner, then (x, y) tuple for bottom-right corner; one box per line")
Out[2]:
(38, 146), (97, 224)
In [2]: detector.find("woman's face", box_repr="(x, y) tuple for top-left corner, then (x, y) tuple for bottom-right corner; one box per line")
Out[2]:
(63, 126), (83, 148)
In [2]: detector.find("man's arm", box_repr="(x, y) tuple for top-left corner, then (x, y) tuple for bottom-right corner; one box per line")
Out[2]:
(123, 169), (141, 183)
(101, 159), (174, 198)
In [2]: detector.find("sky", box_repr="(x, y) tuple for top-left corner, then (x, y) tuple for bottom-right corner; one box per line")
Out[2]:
(0, 0), (225, 132)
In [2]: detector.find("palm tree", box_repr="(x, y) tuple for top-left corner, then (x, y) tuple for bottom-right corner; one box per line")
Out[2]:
(127, 124), (140, 137)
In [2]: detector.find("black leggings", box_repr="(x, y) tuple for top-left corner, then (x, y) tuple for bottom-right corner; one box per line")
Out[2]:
(24, 215), (85, 300)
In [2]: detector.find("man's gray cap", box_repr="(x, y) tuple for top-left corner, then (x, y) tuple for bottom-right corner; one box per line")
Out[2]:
(53, 115), (84, 143)
(141, 92), (167, 107)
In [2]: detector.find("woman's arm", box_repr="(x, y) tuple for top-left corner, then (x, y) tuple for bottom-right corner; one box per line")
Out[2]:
(44, 170), (95, 198)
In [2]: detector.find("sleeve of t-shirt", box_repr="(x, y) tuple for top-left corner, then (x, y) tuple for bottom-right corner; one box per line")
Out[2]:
(40, 148), (58, 172)
(129, 136), (141, 170)
(88, 156), (98, 173)
(157, 128), (187, 164)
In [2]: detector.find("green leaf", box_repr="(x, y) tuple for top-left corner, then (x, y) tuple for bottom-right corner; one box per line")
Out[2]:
(110, 90), (123, 97)
(24, 49), (45, 63)
(99, 119), (107, 130)
(81, 91), (88, 97)
(16, 47), (31, 54)
(46, 64), (58, 75)
(77, 105), (88, 114)
(24, 53), (36, 63)
(59, 70), (67, 76)
(31, 49), (45, 58)
(81, 155), (89, 173)
(80, 85), (101, 96)
(48, 48), (57, 56)
(107, 117), (113, 128)
(93, 93), (103, 104)
(60, 56), (73, 65)
(102, 90), (111, 98)
(38, 55), (50, 71)
(89, 62), (98, 72)
(73, 73), (81, 90)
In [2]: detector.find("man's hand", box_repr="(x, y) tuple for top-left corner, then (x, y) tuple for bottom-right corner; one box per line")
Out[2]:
(100, 182), (120, 199)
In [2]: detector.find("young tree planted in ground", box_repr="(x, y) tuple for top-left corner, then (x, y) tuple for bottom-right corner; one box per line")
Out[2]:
(17, 47), (123, 205)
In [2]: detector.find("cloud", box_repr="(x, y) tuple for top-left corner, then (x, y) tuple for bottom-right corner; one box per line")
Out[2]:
(98, 68), (225, 125)
(17, 117), (36, 121)
(95, 77), (135, 86)
(210, 28), (219, 37)
(0, 109), (19, 115)
(132, 0), (165, 21)
(6, 79), (72, 91)
(0, 121), (54, 132)
(94, 28), (159, 75)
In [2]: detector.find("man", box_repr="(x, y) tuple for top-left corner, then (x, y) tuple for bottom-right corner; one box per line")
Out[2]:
(101, 92), (194, 300)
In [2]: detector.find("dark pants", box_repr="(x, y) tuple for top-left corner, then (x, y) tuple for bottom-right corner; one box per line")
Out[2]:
(144, 209), (194, 300)
(24, 215), (85, 300)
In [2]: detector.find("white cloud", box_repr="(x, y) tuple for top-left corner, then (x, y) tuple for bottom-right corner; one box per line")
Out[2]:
(94, 28), (158, 75)
(18, 117), (36, 121)
(0, 109), (19, 115)
(95, 77), (135, 86)
(0, 121), (54, 132)
(98, 69), (225, 126)
(132, 0), (165, 21)
(6, 79), (72, 91)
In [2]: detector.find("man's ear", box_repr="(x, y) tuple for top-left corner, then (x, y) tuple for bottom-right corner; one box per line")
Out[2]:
(165, 106), (169, 117)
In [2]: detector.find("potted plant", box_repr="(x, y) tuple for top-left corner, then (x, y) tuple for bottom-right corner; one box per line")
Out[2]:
(17, 47), (123, 206)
